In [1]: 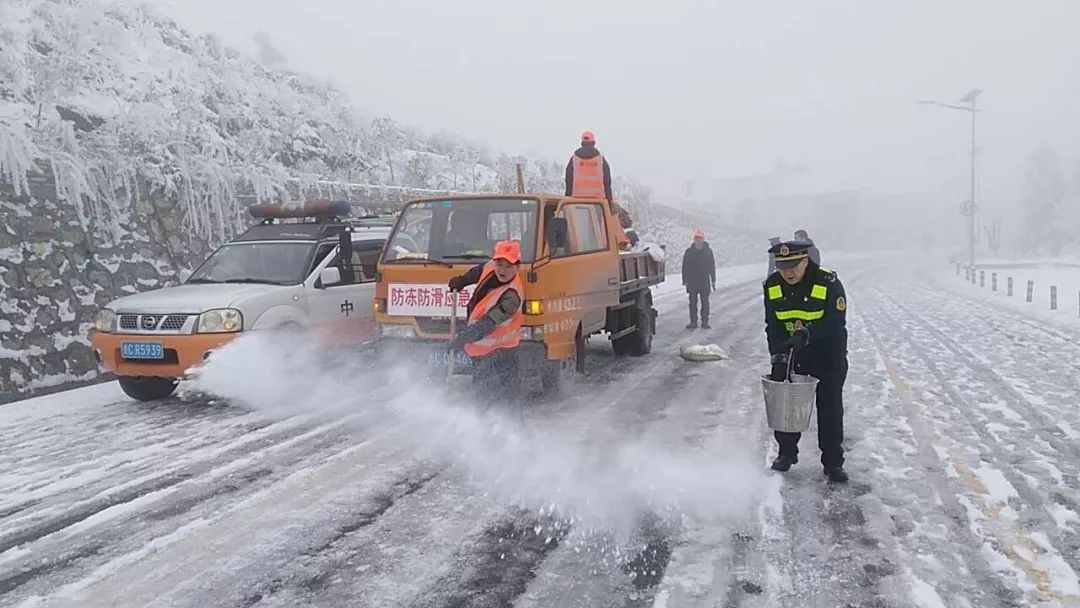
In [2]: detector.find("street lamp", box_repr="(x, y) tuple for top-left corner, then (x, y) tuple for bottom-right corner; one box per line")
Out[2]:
(918, 88), (983, 268)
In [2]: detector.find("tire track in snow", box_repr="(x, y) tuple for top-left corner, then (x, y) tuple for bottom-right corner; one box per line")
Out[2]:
(181, 284), (745, 608)
(0, 414), (339, 555)
(863, 286), (1080, 606)
(855, 301), (1026, 608)
(26, 437), (434, 608)
(510, 285), (765, 608)
(627, 290), (773, 608)
(0, 421), (367, 600)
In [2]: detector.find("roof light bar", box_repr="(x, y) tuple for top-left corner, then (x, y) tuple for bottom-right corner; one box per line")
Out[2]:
(248, 200), (352, 219)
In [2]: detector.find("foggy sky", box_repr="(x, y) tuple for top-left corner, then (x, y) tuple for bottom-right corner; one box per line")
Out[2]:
(166, 0), (1080, 209)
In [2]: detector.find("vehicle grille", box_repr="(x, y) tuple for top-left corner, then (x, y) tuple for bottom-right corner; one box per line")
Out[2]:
(118, 314), (191, 333)
(415, 318), (452, 335)
(160, 315), (189, 331)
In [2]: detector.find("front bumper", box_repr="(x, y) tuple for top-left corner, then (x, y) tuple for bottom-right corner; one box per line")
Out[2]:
(90, 330), (237, 378)
(376, 337), (548, 374)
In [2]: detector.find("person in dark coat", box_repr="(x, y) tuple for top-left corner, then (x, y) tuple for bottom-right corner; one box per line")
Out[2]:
(682, 229), (716, 329)
(793, 229), (821, 264)
(763, 240), (849, 483)
(767, 236), (782, 275)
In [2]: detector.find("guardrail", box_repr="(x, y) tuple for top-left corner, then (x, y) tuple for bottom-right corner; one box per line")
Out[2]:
(956, 262), (1078, 316)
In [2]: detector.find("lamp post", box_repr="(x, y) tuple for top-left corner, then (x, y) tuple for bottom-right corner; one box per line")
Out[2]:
(918, 89), (982, 268)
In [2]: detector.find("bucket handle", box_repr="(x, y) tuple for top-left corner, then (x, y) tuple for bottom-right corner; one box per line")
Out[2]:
(785, 347), (794, 383)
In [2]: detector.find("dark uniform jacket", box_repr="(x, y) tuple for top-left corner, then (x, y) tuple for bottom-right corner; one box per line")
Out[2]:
(682, 243), (716, 293)
(763, 262), (847, 367)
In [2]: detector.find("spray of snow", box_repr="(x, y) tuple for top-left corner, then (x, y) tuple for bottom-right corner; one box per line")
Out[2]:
(188, 332), (766, 533)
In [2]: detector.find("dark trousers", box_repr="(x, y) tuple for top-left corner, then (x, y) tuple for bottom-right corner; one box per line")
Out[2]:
(472, 348), (520, 400)
(774, 359), (847, 469)
(688, 290), (710, 323)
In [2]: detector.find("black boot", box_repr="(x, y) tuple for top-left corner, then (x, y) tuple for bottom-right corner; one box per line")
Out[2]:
(701, 320), (711, 329)
(824, 467), (849, 483)
(686, 321), (698, 330)
(770, 454), (798, 472)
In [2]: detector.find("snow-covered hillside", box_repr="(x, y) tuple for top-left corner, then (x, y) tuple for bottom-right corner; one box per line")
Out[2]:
(0, 0), (665, 242)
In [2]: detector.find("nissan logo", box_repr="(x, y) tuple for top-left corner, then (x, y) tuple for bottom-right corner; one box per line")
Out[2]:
(141, 315), (158, 330)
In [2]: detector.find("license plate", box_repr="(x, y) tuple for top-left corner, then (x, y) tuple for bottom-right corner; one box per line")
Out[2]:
(121, 341), (165, 360)
(430, 350), (473, 367)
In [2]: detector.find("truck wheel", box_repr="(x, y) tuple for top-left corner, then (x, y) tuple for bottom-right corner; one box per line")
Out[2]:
(118, 376), (179, 401)
(541, 328), (583, 393)
(612, 293), (654, 357)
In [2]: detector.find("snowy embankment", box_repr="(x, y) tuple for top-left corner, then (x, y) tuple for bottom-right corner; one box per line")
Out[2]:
(941, 258), (1080, 329)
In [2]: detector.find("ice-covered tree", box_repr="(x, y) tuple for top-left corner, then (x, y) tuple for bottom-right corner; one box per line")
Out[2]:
(253, 31), (286, 67)
(1020, 146), (1067, 254)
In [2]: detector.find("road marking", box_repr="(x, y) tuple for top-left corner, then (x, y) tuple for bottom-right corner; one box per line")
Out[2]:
(869, 328), (1078, 606)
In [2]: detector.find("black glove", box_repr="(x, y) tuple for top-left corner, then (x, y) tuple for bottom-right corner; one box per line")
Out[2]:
(448, 275), (469, 292)
(769, 353), (789, 382)
(455, 317), (496, 345)
(783, 327), (810, 353)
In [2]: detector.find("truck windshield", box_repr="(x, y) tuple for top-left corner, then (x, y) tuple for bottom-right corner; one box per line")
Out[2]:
(383, 199), (538, 263)
(188, 242), (315, 286)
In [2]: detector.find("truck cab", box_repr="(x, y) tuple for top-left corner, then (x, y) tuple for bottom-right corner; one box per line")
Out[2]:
(374, 194), (663, 394)
(90, 201), (390, 401)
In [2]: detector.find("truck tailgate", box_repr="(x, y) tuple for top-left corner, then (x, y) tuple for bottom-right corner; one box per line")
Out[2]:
(618, 251), (664, 295)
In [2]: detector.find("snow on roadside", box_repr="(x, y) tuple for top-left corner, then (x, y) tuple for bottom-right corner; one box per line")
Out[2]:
(0, 380), (125, 417)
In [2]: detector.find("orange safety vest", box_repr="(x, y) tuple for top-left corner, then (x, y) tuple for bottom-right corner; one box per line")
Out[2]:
(571, 154), (607, 199)
(463, 264), (524, 358)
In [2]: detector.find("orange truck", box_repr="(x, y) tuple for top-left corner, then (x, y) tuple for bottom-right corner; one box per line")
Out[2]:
(373, 194), (665, 393)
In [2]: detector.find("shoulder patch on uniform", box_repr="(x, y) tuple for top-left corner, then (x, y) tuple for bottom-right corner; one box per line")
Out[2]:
(836, 296), (847, 311)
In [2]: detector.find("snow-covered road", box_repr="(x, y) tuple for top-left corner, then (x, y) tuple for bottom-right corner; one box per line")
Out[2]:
(2, 260), (1079, 608)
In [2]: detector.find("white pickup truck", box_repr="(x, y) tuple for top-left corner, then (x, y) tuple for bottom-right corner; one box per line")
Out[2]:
(90, 201), (389, 401)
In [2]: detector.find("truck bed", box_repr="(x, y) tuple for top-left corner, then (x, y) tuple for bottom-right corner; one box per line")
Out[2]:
(618, 250), (664, 296)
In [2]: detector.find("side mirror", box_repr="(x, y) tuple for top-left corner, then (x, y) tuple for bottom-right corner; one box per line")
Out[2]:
(319, 266), (342, 288)
(178, 268), (193, 283)
(545, 217), (569, 251)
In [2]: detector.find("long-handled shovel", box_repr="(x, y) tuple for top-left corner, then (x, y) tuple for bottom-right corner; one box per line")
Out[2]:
(446, 291), (458, 381)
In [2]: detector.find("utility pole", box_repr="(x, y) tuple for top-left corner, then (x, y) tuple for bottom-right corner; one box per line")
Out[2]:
(919, 89), (983, 268)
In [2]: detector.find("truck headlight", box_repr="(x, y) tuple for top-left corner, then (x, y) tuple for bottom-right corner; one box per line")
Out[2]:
(94, 308), (116, 332)
(197, 308), (243, 333)
(380, 324), (416, 339)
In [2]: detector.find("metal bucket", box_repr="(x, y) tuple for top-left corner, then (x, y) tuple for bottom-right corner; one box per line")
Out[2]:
(760, 374), (819, 433)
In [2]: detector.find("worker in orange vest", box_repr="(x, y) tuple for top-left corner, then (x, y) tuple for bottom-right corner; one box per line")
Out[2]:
(565, 130), (630, 249)
(565, 130), (612, 201)
(447, 240), (525, 394)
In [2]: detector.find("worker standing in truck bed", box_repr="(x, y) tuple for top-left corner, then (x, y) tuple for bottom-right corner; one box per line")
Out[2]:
(565, 130), (630, 250)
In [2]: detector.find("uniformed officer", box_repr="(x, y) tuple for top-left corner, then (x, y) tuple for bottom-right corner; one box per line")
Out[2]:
(763, 240), (849, 483)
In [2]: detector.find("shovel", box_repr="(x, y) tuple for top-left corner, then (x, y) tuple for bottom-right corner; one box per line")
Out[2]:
(446, 291), (459, 380)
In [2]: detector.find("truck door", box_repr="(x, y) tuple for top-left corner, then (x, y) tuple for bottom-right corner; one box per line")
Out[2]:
(549, 201), (619, 334)
(302, 240), (381, 343)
